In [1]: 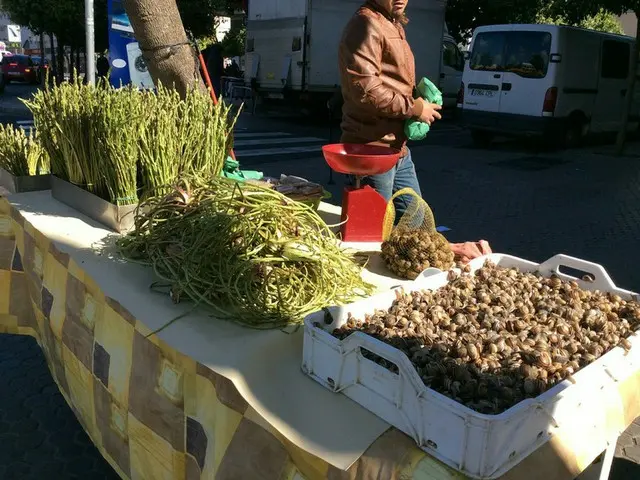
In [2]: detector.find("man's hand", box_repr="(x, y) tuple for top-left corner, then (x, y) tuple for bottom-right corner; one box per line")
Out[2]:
(416, 98), (442, 125)
(450, 240), (492, 264)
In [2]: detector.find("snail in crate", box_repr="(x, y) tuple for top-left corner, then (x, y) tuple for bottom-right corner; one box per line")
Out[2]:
(333, 261), (640, 415)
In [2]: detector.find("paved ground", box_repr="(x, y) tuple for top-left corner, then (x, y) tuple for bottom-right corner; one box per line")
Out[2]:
(0, 336), (119, 479)
(0, 83), (38, 116)
(2, 83), (640, 478)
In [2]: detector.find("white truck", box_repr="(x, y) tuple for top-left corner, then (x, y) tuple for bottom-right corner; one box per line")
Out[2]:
(243, 0), (453, 111)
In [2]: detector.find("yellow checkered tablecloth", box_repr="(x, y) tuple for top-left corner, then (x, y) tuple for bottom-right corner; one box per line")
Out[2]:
(0, 196), (470, 480)
(1, 195), (633, 480)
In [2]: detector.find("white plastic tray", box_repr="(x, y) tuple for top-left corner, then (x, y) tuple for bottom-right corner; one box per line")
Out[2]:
(302, 254), (640, 479)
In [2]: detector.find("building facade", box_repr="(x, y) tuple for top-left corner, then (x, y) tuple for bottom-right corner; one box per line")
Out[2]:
(619, 13), (637, 37)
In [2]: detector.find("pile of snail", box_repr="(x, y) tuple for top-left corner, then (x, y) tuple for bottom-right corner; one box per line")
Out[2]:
(333, 261), (640, 414)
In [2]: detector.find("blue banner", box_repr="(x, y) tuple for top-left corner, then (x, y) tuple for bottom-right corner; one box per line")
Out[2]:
(107, 0), (154, 88)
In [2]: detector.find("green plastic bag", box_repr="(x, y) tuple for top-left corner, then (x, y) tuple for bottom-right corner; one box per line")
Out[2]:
(404, 77), (443, 141)
(221, 156), (264, 181)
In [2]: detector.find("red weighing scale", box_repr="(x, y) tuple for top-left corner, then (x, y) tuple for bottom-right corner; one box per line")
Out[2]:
(322, 143), (401, 242)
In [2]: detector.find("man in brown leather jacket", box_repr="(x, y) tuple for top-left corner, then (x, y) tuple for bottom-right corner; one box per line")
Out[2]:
(339, 0), (492, 261)
(339, 0), (441, 202)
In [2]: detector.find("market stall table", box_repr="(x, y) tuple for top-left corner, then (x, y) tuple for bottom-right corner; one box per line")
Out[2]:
(0, 190), (636, 480)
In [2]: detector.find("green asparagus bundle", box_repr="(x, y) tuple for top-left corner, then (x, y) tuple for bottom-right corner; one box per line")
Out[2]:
(26, 78), (237, 205)
(136, 84), (239, 197)
(26, 79), (139, 203)
(0, 123), (48, 177)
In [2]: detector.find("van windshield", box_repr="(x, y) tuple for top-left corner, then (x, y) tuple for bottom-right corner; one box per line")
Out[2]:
(470, 31), (552, 78)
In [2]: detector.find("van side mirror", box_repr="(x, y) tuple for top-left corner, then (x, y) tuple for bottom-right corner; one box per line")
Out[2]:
(463, 51), (470, 61)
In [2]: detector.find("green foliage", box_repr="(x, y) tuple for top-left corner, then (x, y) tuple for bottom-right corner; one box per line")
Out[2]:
(2, 0), (53, 35)
(176, 0), (243, 43)
(176, 0), (245, 57)
(177, 0), (221, 40)
(445, 0), (544, 43)
(583, 9), (625, 33)
(537, 7), (625, 34)
(220, 24), (245, 58)
(579, 8), (626, 33)
(2, 0), (108, 50)
(445, 0), (639, 43)
(1, 0), (245, 52)
(196, 35), (218, 51)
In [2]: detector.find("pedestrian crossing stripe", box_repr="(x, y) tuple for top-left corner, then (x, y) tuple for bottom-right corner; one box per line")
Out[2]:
(234, 136), (324, 147)
(233, 132), (290, 138)
(16, 121), (35, 136)
(231, 132), (324, 157)
(236, 144), (324, 157)
(10, 122), (465, 159)
(12, 122), (322, 158)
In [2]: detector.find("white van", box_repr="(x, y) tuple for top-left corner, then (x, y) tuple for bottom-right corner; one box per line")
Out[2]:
(441, 30), (464, 108)
(457, 24), (640, 147)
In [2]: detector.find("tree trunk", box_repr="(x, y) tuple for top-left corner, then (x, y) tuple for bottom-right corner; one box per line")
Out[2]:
(76, 48), (81, 75)
(70, 46), (75, 77)
(39, 33), (46, 86)
(122, 0), (206, 97)
(615, 10), (640, 156)
(49, 34), (57, 80)
(57, 44), (65, 82)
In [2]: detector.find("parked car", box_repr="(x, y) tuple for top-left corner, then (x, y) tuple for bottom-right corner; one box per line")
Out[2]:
(457, 24), (640, 147)
(30, 56), (50, 81)
(2, 54), (39, 84)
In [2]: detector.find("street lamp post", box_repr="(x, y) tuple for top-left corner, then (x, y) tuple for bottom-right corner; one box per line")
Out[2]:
(85, 0), (95, 84)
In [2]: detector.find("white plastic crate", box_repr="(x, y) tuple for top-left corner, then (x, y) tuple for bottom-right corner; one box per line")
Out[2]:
(302, 254), (640, 479)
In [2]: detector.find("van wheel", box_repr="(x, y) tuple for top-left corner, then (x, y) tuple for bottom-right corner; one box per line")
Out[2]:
(563, 118), (586, 149)
(471, 129), (494, 148)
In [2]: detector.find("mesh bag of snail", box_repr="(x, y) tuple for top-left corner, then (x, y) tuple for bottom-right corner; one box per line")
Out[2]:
(381, 187), (454, 280)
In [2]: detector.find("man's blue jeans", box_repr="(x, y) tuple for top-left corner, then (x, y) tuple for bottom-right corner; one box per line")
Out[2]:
(349, 148), (421, 224)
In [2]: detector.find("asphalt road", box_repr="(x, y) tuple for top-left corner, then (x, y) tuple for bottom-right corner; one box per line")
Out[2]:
(1, 84), (640, 478)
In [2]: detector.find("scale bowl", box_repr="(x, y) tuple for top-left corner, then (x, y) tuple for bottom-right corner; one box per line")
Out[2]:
(322, 143), (401, 176)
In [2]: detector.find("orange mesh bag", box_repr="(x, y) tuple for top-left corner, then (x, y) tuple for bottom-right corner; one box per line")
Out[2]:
(381, 188), (454, 280)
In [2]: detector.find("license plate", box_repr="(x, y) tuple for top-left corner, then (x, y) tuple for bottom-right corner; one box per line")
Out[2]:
(266, 93), (284, 100)
(8, 72), (19, 76)
(470, 89), (495, 98)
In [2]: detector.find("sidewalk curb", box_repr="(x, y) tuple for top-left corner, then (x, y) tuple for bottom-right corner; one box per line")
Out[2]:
(592, 149), (640, 159)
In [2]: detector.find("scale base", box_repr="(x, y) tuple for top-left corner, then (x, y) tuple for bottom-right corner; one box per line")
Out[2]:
(341, 185), (388, 242)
